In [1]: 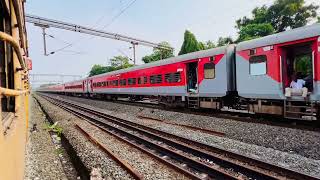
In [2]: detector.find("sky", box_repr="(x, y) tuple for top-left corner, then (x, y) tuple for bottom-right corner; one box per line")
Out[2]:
(26, 0), (320, 84)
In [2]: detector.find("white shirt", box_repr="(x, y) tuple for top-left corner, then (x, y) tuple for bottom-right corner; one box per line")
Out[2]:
(290, 79), (305, 89)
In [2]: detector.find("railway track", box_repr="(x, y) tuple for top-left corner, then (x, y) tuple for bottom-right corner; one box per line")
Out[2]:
(53, 93), (320, 132)
(75, 124), (143, 180)
(38, 93), (319, 180)
(114, 98), (320, 131)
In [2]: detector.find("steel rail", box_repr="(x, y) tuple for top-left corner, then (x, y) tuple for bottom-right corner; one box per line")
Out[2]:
(78, 118), (204, 180)
(137, 115), (225, 137)
(41, 95), (240, 179)
(46, 99), (201, 179)
(103, 96), (320, 131)
(37, 94), (318, 180)
(40, 93), (320, 180)
(75, 124), (143, 180)
(43, 96), (277, 180)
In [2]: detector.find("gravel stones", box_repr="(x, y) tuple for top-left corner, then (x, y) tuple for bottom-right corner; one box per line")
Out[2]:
(77, 120), (188, 180)
(34, 94), (133, 179)
(58, 94), (320, 160)
(24, 97), (68, 180)
(50, 94), (320, 178)
(35, 94), (188, 179)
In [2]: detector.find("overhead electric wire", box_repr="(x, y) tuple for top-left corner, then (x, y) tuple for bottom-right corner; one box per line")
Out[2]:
(100, 0), (137, 29)
(91, 0), (128, 29)
(117, 48), (133, 61)
(48, 0), (138, 55)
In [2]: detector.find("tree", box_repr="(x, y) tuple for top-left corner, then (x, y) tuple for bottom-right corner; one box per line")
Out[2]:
(295, 55), (312, 76)
(142, 41), (174, 63)
(88, 56), (133, 77)
(88, 64), (113, 77)
(199, 40), (216, 50)
(110, 55), (133, 69)
(237, 0), (318, 33)
(318, 17), (320, 23)
(217, 37), (234, 46)
(236, 6), (269, 30)
(238, 23), (275, 42)
(179, 30), (202, 55)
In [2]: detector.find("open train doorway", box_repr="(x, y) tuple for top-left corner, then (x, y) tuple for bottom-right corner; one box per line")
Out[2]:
(186, 62), (198, 94)
(280, 40), (318, 120)
(281, 41), (314, 97)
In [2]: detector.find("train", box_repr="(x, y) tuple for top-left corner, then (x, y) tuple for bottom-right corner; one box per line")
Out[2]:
(0, 0), (31, 179)
(39, 23), (320, 122)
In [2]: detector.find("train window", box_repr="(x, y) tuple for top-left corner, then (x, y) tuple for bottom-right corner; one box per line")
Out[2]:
(113, 80), (119, 86)
(137, 77), (147, 84)
(150, 74), (162, 84)
(204, 63), (215, 79)
(128, 78), (136, 85)
(249, 55), (267, 75)
(165, 72), (181, 83)
(120, 79), (127, 86)
(150, 76), (155, 84)
(65, 84), (82, 89)
(165, 74), (170, 82)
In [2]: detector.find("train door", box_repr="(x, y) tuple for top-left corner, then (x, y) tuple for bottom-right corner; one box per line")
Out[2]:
(280, 41), (314, 95)
(186, 62), (198, 94)
(83, 80), (87, 93)
(88, 79), (93, 93)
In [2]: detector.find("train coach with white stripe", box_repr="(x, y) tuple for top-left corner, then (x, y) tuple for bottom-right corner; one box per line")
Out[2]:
(38, 23), (320, 121)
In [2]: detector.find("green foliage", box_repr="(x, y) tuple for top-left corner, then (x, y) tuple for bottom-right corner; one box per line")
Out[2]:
(217, 37), (234, 46)
(318, 17), (320, 23)
(55, 148), (64, 155)
(110, 55), (133, 69)
(88, 65), (113, 77)
(267, 0), (318, 32)
(238, 23), (275, 42)
(179, 30), (202, 55)
(295, 55), (312, 76)
(88, 56), (133, 77)
(199, 40), (216, 50)
(236, 6), (269, 30)
(142, 41), (174, 63)
(236, 0), (318, 41)
(45, 122), (63, 137)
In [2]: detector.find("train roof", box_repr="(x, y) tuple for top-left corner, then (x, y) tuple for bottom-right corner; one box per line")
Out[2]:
(237, 23), (320, 51)
(91, 45), (234, 79)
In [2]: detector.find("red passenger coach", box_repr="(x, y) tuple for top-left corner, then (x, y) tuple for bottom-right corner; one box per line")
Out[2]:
(236, 23), (320, 119)
(38, 23), (320, 122)
(39, 84), (64, 93)
(86, 45), (236, 107)
(64, 80), (84, 95)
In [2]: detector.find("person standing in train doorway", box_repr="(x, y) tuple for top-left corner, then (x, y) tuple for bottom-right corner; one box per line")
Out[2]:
(285, 72), (308, 98)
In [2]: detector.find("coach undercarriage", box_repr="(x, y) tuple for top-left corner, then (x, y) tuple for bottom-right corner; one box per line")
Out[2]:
(244, 99), (319, 120)
(53, 91), (320, 123)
